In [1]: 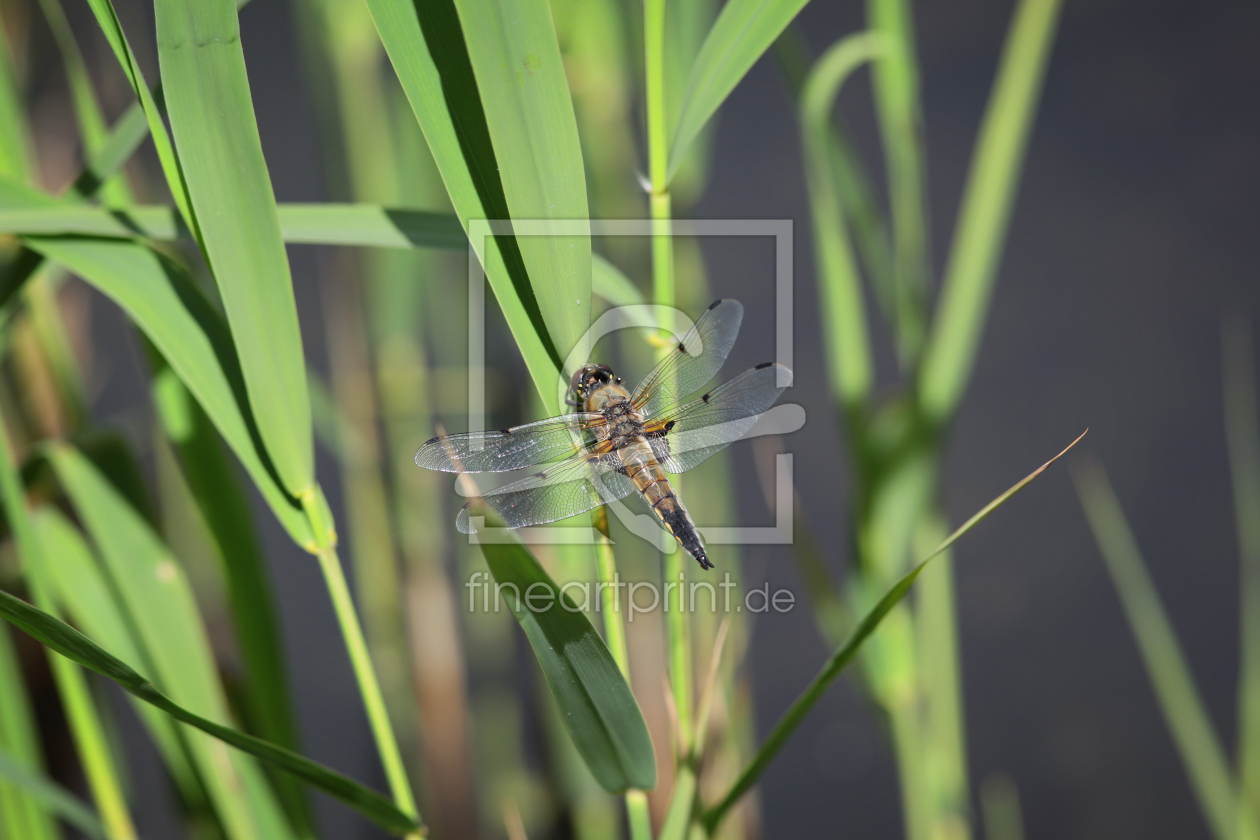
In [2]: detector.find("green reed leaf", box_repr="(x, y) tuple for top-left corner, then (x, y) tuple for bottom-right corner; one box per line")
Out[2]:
(704, 431), (1085, 832)
(0, 586), (420, 835)
(454, 0), (592, 368)
(478, 528), (657, 793)
(155, 0), (313, 500)
(918, 0), (1062, 423)
(0, 13), (32, 180)
(46, 444), (295, 840)
(1074, 459), (1245, 840)
(367, 0), (566, 410)
(0, 628), (58, 840)
(668, 0), (810, 180)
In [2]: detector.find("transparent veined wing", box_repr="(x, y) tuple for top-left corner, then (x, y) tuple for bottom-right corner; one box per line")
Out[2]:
(644, 362), (792, 473)
(415, 413), (605, 473)
(456, 444), (637, 532)
(631, 299), (743, 418)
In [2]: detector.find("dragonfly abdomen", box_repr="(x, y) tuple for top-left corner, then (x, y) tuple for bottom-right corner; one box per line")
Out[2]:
(621, 442), (712, 570)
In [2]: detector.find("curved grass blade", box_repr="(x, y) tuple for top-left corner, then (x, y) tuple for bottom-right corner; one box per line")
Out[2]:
(800, 32), (884, 415)
(918, 0), (1063, 423)
(0, 588), (420, 835)
(453, 0), (592, 367)
(366, 0), (565, 409)
(477, 524), (656, 793)
(0, 750), (104, 839)
(703, 431), (1086, 833)
(1074, 459), (1246, 840)
(667, 0), (810, 180)
(19, 234), (319, 547)
(155, 0), (313, 501)
(0, 626), (57, 840)
(592, 254), (647, 309)
(46, 443), (295, 840)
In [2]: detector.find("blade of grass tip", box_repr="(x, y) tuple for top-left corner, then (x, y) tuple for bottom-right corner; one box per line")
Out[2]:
(155, 0), (313, 503)
(800, 32), (884, 417)
(366, 0), (566, 407)
(865, 0), (930, 363)
(667, 0), (812, 180)
(1073, 458), (1243, 840)
(80, 0), (194, 228)
(0, 750), (105, 839)
(1223, 315), (1260, 837)
(662, 0), (717, 205)
(702, 430), (1086, 833)
(979, 774), (1025, 840)
(0, 589), (422, 835)
(0, 625), (58, 840)
(918, 0), (1062, 424)
(453, 0), (593, 373)
(0, 425), (137, 840)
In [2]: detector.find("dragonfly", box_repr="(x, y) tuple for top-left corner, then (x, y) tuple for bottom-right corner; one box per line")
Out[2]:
(413, 299), (791, 570)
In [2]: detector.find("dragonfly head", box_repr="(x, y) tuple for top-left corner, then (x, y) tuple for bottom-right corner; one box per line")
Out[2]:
(567, 363), (615, 406)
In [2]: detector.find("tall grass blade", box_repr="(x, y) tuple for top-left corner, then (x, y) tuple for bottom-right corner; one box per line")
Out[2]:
(18, 233), (320, 547)
(0, 588), (422, 835)
(918, 0), (1062, 423)
(0, 750), (105, 839)
(0, 20), (33, 180)
(367, 0), (566, 407)
(1223, 316), (1260, 837)
(703, 431), (1085, 832)
(800, 32), (883, 415)
(155, 0), (313, 500)
(454, 0), (593, 367)
(478, 527), (657, 793)
(1074, 459), (1242, 840)
(47, 443), (295, 840)
(865, 0), (929, 362)
(667, 0), (810, 179)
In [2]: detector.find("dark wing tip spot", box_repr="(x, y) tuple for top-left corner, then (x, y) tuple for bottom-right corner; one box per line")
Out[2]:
(754, 361), (774, 370)
(708, 299), (722, 311)
(423, 435), (441, 446)
(500, 428), (511, 435)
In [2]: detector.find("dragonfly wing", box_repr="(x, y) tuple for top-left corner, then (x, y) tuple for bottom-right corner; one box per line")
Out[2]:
(631, 299), (743, 418)
(415, 413), (605, 472)
(644, 362), (791, 473)
(456, 447), (637, 532)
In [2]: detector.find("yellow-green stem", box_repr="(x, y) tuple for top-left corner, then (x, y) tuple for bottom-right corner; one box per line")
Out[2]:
(315, 547), (421, 834)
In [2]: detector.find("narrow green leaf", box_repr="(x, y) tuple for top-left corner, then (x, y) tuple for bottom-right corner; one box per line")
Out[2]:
(19, 234), (318, 548)
(0, 750), (104, 839)
(453, 0), (592, 366)
(80, 0), (194, 226)
(704, 431), (1085, 832)
(668, 0), (809, 179)
(1074, 459), (1244, 840)
(800, 32), (883, 415)
(155, 0), (313, 499)
(592, 254), (647, 309)
(47, 444), (295, 840)
(918, 0), (1062, 423)
(367, 0), (565, 410)
(478, 528), (656, 793)
(0, 588), (420, 835)
(1223, 316), (1260, 837)
(0, 17), (32, 180)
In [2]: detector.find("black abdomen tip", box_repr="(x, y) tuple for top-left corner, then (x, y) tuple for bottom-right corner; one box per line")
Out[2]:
(692, 548), (714, 571)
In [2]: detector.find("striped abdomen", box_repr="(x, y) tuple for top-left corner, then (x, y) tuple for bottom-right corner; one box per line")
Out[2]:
(618, 440), (712, 570)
